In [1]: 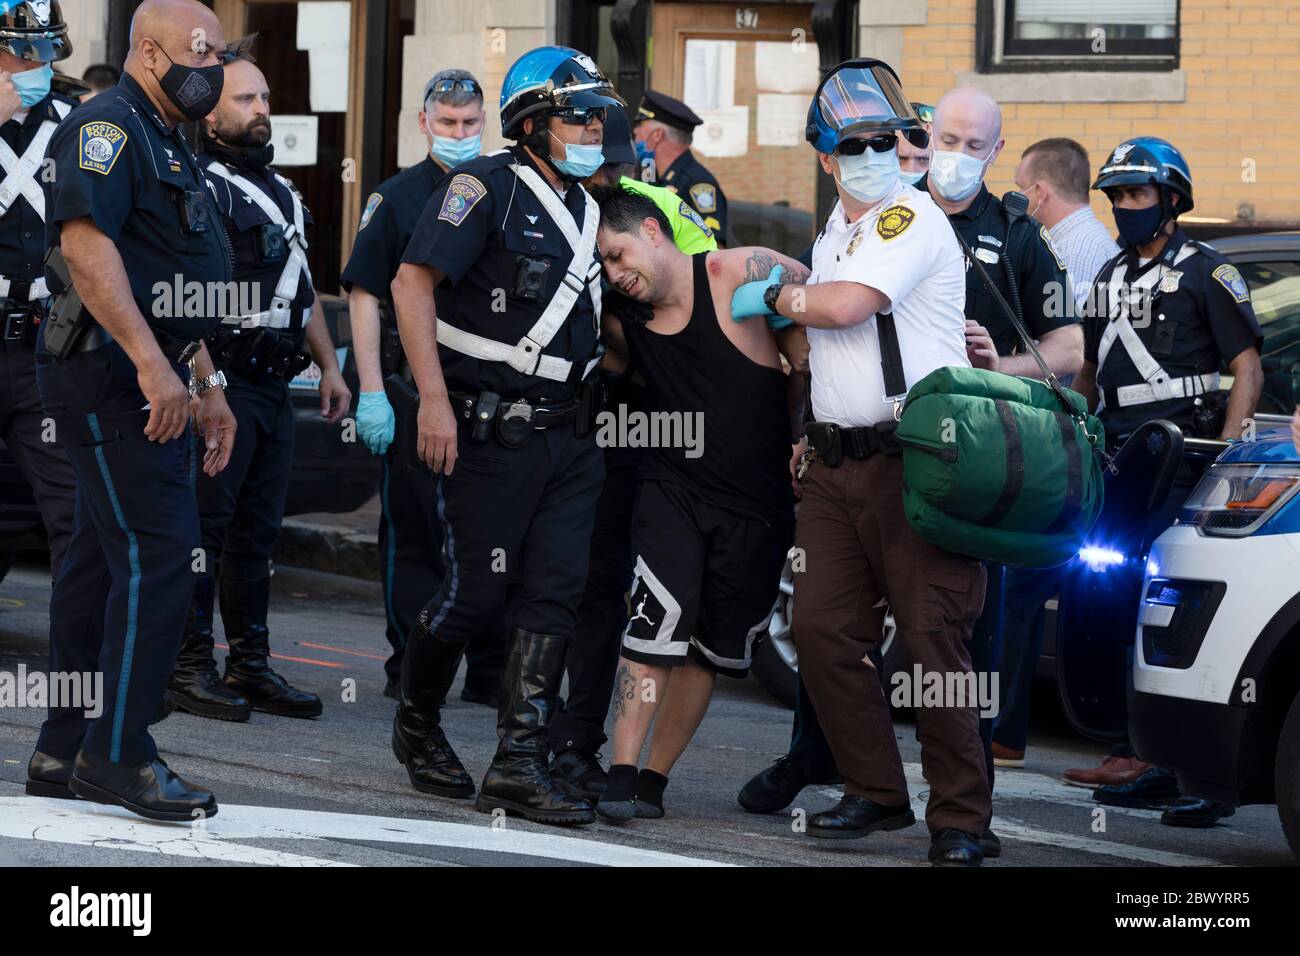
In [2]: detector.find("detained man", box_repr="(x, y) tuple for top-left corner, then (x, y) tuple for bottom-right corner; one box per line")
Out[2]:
(590, 187), (805, 821)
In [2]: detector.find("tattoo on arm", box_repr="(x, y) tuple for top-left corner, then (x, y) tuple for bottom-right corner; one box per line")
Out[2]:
(743, 251), (779, 283)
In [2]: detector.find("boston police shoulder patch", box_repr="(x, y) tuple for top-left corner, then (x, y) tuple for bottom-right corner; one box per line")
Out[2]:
(1040, 225), (1068, 272)
(79, 121), (128, 176)
(876, 204), (915, 241)
(359, 192), (383, 230)
(678, 200), (713, 237)
(1212, 263), (1251, 304)
(437, 173), (487, 227)
(689, 181), (716, 213)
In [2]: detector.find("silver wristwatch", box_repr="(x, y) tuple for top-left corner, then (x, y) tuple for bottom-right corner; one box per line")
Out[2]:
(194, 370), (228, 396)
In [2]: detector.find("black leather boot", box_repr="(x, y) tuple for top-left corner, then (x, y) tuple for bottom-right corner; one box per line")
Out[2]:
(392, 611), (474, 798)
(477, 629), (595, 826)
(221, 575), (323, 718)
(170, 574), (251, 722)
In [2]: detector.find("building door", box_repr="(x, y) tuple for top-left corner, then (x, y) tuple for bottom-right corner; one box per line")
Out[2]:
(648, 2), (821, 224)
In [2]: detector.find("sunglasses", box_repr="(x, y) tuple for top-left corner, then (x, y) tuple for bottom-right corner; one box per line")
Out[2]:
(837, 128), (930, 155)
(429, 78), (480, 95)
(555, 106), (608, 127)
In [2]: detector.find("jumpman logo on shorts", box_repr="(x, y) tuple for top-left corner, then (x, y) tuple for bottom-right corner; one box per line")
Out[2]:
(630, 593), (656, 628)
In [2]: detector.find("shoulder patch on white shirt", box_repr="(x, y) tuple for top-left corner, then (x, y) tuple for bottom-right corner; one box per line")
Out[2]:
(876, 205), (914, 241)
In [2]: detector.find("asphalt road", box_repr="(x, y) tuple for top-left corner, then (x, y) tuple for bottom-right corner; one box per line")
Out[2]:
(0, 559), (1293, 867)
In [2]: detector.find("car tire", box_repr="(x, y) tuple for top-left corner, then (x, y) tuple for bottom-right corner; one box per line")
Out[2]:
(751, 555), (903, 710)
(1275, 690), (1300, 860)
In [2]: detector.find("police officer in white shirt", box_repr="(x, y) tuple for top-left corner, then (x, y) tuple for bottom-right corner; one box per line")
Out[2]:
(731, 59), (990, 865)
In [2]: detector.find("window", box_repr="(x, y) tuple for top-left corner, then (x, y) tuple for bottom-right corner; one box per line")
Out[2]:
(977, 0), (1179, 73)
(1234, 258), (1300, 413)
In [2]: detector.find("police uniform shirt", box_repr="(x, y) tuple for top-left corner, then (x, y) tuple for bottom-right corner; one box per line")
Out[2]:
(0, 92), (79, 290)
(341, 155), (447, 302)
(43, 74), (232, 343)
(923, 180), (1075, 356)
(200, 150), (315, 347)
(1083, 227), (1262, 440)
(660, 150), (727, 238)
(400, 145), (599, 402)
(807, 182), (968, 427)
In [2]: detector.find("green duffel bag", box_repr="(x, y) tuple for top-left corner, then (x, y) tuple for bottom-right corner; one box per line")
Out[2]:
(894, 366), (1107, 569)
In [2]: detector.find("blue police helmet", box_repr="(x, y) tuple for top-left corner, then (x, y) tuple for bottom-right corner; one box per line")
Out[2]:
(805, 58), (925, 154)
(1092, 137), (1194, 214)
(500, 46), (624, 140)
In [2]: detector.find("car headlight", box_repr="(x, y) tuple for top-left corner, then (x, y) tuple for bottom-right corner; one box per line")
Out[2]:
(1178, 462), (1300, 536)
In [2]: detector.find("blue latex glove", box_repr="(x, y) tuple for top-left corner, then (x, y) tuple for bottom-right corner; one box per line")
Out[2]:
(356, 390), (395, 455)
(766, 314), (794, 331)
(730, 264), (783, 322)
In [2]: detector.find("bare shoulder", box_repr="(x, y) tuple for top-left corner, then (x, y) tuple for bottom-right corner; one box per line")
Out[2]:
(709, 247), (810, 287)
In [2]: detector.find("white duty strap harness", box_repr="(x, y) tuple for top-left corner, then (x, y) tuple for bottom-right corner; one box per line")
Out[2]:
(435, 163), (603, 384)
(0, 99), (73, 301)
(1095, 242), (1215, 411)
(204, 161), (312, 330)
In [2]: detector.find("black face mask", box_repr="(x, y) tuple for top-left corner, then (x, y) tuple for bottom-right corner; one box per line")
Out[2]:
(1113, 200), (1168, 248)
(151, 43), (225, 121)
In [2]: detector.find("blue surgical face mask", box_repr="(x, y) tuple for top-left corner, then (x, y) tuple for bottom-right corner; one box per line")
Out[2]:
(549, 131), (604, 179)
(929, 148), (991, 203)
(12, 64), (52, 109)
(835, 147), (900, 204)
(634, 139), (654, 164)
(430, 132), (481, 169)
(899, 166), (928, 187)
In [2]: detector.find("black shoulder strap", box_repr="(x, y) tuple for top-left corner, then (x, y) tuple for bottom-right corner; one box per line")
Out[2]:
(878, 310), (907, 402)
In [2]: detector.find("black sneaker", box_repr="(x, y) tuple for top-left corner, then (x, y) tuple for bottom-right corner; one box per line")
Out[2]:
(548, 749), (608, 801)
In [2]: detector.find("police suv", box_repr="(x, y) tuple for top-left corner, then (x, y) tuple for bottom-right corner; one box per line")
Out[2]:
(1129, 423), (1300, 858)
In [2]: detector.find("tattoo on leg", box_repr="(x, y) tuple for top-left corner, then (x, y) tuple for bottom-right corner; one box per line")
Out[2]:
(614, 662), (636, 720)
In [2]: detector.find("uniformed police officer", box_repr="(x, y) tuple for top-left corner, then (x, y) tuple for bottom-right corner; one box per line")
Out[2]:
(546, 106), (718, 798)
(165, 39), (350, 722)
(25, 0), (236, 820)
(1065, 138), (1263, 810)
(388, 46), (620, 825)
(0, 1), (78, 578)
(731, 58), (990, 864)
(634, 89), (728, 241)
(343, 68), (507, 705)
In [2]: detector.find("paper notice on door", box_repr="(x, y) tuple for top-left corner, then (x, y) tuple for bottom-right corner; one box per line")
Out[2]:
(297, 2), (351, 112)
(297, 2), (350, 49)
(270, 115), (319, 166)
(682, 39), (736, 111)
(756, 94), (808, 147)
(693, 106), (749, 158)
(754, 40), (820, 94)
(308, 47), (349, 112)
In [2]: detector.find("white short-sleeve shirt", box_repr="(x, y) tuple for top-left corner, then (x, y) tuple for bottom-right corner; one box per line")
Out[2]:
(807, 183), (968, 427)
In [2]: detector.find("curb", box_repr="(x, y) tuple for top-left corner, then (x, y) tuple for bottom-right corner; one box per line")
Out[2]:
(274, 516), (380, 582)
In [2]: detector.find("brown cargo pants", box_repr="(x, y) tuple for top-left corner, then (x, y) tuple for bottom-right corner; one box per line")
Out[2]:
(792, 451), (991, 835)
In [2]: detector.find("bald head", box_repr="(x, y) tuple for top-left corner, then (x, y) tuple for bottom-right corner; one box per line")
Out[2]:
(933, 86), (1003, 158)
(124, 0), (225, 124)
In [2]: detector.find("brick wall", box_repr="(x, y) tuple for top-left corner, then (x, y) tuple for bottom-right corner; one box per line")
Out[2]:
(882, 0), (1300, 226)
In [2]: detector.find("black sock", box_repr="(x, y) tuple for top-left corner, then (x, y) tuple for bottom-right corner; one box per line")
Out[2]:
(637, 769), (668, 809)
(602, 764), (638, 802)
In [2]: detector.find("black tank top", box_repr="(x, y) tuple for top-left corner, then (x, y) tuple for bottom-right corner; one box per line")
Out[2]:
(621, 252), (794, 523)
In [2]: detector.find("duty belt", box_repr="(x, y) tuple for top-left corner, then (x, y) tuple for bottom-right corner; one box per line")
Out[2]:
(70, 322), (202, 364)
(1102, 372), (1219, 409)
(449, 391), (581, 431)
(806, 420), (900, 467)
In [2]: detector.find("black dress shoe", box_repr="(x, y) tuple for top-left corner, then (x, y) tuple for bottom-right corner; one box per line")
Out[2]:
(549, 749), (608, 801)
(1161, 797), (1235, 828)
(807, 795), (916, 840)
(69, 752), (217, 822)
(26, 751), (77, 800)
(738, 755), (815, 815)
(980, 826), (1002, 858)
(1093, 767), (1181, 809)
(929, 828), (984, 865)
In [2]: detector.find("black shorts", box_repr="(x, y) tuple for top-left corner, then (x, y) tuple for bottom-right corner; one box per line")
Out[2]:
(621, 479), (793, 678)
